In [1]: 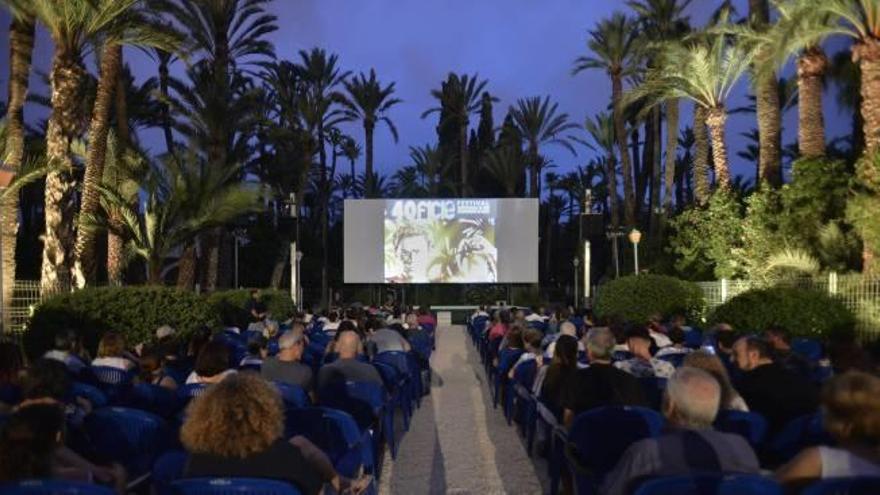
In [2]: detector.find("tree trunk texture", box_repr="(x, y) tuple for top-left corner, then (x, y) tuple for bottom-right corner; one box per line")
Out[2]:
(797, 47), (828, 158)
(41, 51), (83, 295)
(73, 43), (122, 288)
(650, 107), (662, 237)
(612, 74), (636, 226)
(364, 123), (374, 195)
(606, 153), (620, 229)
(3, 17), (34, 330)
(460, 121), (469, 197)
(108, 54), (130, 286)
(637, 121), (651, 215)
(855, 40), (880, 274)
(663, 99), (680, 215)
(176, 242), (196, 289)
(751, 0), (782, 188)
(529, 145), (540, 198)
(204, 227), (221, 291)
(693, 106), (712, 204)
(705, 107), (731, 191)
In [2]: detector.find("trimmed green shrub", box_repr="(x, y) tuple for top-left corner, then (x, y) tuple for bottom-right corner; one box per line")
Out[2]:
(24, 287), (218, 360)
(708, 286), (855, 338)
(594, 274), (705, 324)
(205, 289), (296, 329)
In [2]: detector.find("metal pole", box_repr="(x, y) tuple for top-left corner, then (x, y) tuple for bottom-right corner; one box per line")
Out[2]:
(633, 243), (640, 274)
(573, 260), (579, 308)
(612, 235), (620, 278)
(290, 241), (297, 307)
(234, 235), (239, 289)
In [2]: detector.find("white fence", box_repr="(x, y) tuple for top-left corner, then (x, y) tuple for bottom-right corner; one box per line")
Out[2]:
(697, 273), (880, 339)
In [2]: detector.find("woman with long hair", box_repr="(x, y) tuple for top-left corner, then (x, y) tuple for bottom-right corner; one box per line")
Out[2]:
(683, 350), (748, 412)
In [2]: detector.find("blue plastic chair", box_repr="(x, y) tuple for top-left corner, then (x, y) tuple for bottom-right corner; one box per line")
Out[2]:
(69, 382), (109, 409)
(0, 480), (115, 495)
(0, 383), (21, 405)
(90, 366), (135, 402)
(84, 407), (170, 477)
(285, 407), (376, 480)
(684, 329), (704, 349)
(373, 361), (412, 431)
(639, 376), (668, 410)
(152, 451), (188, 495)
(126, 382), (180, 418)
(374, 351), (418, 408)
(657, 352), (687, 369)
(492, 348), (524, 408)
(714, 410), (769, 450)
(178, 383), (209, 403)
(768, 412), (834, 464)
(565, 406), (665, 495)
(633, 474), (782, 495)
(171, 478), (302, 495)
(274, 382), (310, 409)
(802, 477), (880, 495)
(507, 359), (537, 426)
(792, 338), (823, 362)
(317, 380), (392, 459)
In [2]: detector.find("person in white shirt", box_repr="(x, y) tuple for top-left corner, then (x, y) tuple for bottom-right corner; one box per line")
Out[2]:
(186, 341), (236, 384)
(322, 311), (341, 335)
(91, 332), (136, 371)
(508, 329), (545, 379)
(546, 322), (585, 358)
(44, 331), (89, 375)
(654, 327), (692, 359)
(525, 306), (548, 323)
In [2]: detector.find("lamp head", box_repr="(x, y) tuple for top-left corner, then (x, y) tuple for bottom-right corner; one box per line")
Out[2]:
(628, 228), (642, 245)
(573, 257), (580, 267)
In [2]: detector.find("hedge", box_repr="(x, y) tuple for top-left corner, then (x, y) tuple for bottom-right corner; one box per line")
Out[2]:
(205, 289), (296, 329)
(25, 287), (218, 360)
(708, 286), (855, 338)
(594, 274), (705, 324)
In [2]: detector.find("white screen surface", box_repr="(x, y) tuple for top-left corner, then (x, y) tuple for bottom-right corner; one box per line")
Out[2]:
(344, 198), (537, 284)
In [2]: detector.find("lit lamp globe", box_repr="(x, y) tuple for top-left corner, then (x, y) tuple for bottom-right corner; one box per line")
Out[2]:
(628, 228), (642, 245)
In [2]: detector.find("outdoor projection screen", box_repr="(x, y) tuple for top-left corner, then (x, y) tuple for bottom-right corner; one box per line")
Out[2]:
(344, 198), (538, 284)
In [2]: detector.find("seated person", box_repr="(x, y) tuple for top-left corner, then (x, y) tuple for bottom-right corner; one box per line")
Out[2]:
(261, 327), (314, 391)
(508, 329), (544, 379)
(19, 359), (90, 428)
(614, 326), (675, 379)
(601, 367), (760, 495)
(239, 334), (267, 369)
(525, 305), (548, 323)
(186, 341), (236, 385)
(317, 331), (383, 391)
(91, 332), (136, 371)
(417, 306), (437, 327)
(534, 334), (578, 420)
(546, 321), (585, 358)
(776, 371), (880, 489)
(0, 403), (125, 491)
(181, 373), (370, 495)
(322, 311), (341, 335)
(43, 330), (88, 376)
(244, 289), (268, 324)
(562, 327), (649, 427)
(683, 351), (748, 412)
(733, 336), (818, 434)
(764, 326), (814, 378)
(670, 314), (693, 333)
(714, 326), (741, 381)
(654, 327), (692, 360)
(367, 321), (411, 355)
(647, 313), (672, 348)
(139, 346), (178, 390)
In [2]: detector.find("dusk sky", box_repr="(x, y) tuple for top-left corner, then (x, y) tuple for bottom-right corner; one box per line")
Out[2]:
(0, 0), (853, 184)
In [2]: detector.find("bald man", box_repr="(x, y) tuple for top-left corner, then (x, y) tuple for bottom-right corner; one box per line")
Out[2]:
(316, 331), (384, 391)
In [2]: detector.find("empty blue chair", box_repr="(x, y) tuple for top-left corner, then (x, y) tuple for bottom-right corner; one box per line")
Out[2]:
(171, 478), (302, 495)
(792, 338), (823, 362)
(0, 480), (115, 495)
(84, 407), (170, 477)
(802, 477), (880, 495)
(565, 406), (665, 495)
(274, 382), (310, 409)
(768, 412), (834, 464)
(714, 410), (769, 450)
(152, 451), (188, 495)
(633, 474), (782, 495)
(69, 382), (108, 409)
(285, 407), (375, 479)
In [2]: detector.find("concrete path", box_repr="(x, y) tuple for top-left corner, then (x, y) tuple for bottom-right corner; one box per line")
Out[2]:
(378, 326), (547, 495)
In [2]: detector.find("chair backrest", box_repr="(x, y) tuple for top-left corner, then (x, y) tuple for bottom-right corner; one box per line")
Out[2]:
(497, 349), (524, 375)
(69, 382), (108, 409)
(657, 353), (686, 369)
(684, 330), (704, 349)
(317, 381), (384, 430)
(792, 338), (823, 362)
(633, 474), (782, 495)
(274, 382), (310, 409)
(373, 361), (403, 391)
(152, 451), (188, 495)
(0, 480), (116, 495)
(84, 406), (169, 476)
(769, 412), (833, 463)
(171, 478), (302, 495)
(639, 377), (668, 410)
(177, 383), (209, 402)
(126, 382), (180, 418)
(801, 477), (880, 495)
(512, 359), (538, 390)
(90, 366), (134, 386)
(283, 407), (370, 478)
(568, 405), (665, 477)
(373, 351), (410, 377)
(714, 410), (769, 450)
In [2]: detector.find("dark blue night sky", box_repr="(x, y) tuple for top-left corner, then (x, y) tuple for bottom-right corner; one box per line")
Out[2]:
(0, 0), (853, 184)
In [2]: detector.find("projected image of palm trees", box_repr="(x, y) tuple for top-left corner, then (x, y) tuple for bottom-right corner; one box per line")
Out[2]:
(384, 200), (497, 283)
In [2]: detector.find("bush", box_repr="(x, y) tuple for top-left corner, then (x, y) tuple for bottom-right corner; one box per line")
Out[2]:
(25, 287), (218, 360)
(708, 286), (855, 338)
(594, 274), (705, 324)
(205, 289), (296, 329)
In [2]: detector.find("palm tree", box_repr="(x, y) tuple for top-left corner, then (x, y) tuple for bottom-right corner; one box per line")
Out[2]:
(627, 32), (754, 192)
(509, 96), (579, 198)
(409, 144), (448, 196)
(483, 146), (527, 197)
(72, 5), (181, 288)
(749, 0), (783, 187)
(340, 136), (361, 180)
(422, 73), (491, 197)
(580, 112), (621, 228)
(574, 13), (641, 225)
(1, 5), (34, 328)
(692, 106), (712, 203)
(391, 166), (425, 198)
(340, 69), (401, 196)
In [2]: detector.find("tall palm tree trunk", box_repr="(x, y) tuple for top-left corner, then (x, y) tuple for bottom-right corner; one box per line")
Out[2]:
(705, 107), (731, 191)
(176, 243), (196, 289)
(693, 106), (711, 204)
(157, 51), (176, 159)
(662, 99), (679, 215)
(751, 0), (782, 188)
(855, 40), (880, 274)
(797, 47), (827, 158)
(73, 43), (122, 288)
(364, 122), (374, 196)
(460, 121), (469, 197)
(612, 74), (636, 226)
(3, 17), (34, 330)
(606, 155), (620, 229)
(529, 146), (540, 198)
(649, 107), (662, 236)
(41, 50), (83, 294)
(108, 56), (130, 286)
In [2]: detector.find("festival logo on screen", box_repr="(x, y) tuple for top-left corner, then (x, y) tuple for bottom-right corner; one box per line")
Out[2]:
(384, 199), (497, 283)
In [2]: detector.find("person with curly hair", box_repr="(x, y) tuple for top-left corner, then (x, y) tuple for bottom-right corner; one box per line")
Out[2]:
(181, 373), (370, 494)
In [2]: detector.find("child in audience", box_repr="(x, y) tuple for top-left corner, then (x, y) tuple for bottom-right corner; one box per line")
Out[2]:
(139, 347), (178, 390)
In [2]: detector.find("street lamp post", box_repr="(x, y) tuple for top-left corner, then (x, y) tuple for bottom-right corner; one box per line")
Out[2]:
(232, 228), (246, 289)
(573, 257), (580, 308)
(0, 164), (17, 334)
(628, 228), (642, 275)
(295, 251), (303, 311)
(287, 193), (299, 308)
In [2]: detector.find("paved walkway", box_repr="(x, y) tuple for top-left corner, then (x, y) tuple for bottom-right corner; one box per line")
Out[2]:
(378, 326), (547, 494)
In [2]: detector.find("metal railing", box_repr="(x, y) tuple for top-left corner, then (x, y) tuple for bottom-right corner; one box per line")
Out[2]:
(697, 273), (880, 339)
(5, 280), (43, 334)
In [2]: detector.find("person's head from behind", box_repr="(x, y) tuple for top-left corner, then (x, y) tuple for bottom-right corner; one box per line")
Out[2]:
(0, 340), (26, 385)
(53, 329), (78, 353)
(250, 288), (261, 301)
(277, 328), (306, 361)
(22, 359), (70, 402)
(523, 329), (543, 353)
(328, 311), (339, 323)
(559, 321), (577, 338)
(338, 320), (357, 334)
(188, 326), (212, 356)
(139, 346), (164, 377)
(683, 351), (737, 410)
(96, 332), (126, 358)
(585, 327), (615, 363)
(181, 373), (282, 458)
(821, 371), (880, 447)
(0, 404), (66, 481)
(194, 341), (230, 379)
(364, 318), (383, 335)
(499, 309), (512, 326)
(671, 314), (687, 327)
(663, 367), (721, 429)
(336, 330), (362, 360)
(625, 325), (653, 358)
(732, 336), (773, 372)
(514, 308), (525, 321)
(763, 326), (791, 351)
(247, 335), (268, 358)
(506, 325), (525, 349)
(553, 334), (578, 369)
(716, 329), (739, 354)
(668, 326), (686, 347)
